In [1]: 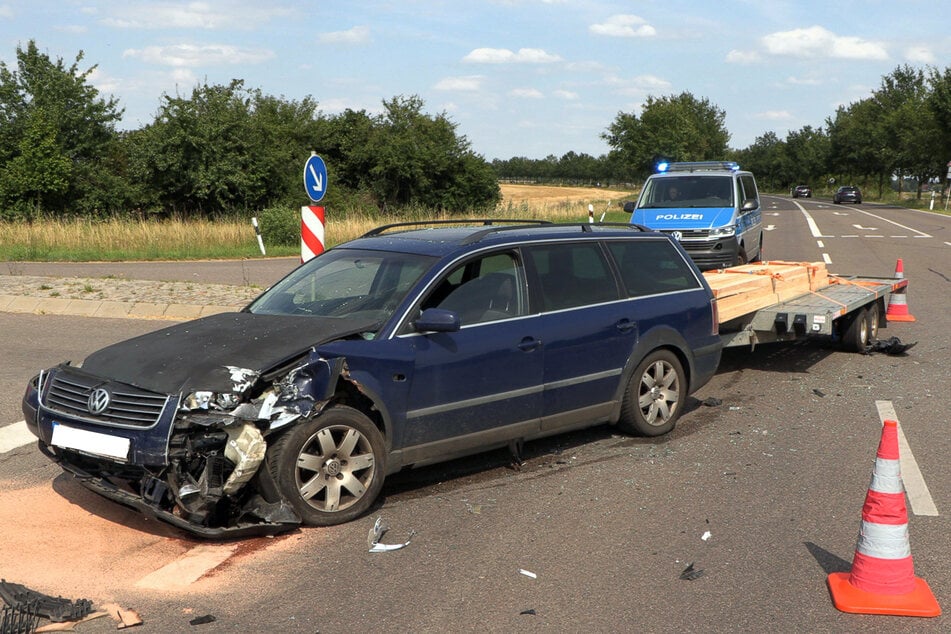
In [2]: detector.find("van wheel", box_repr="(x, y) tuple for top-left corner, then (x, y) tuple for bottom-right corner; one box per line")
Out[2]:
(618, 350), (685, 436)
(734, 248), (748, 266)
(266, 405), (385, 525)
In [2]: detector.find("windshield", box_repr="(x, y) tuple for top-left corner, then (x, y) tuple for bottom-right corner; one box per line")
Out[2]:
(248, 248), (435, 324)
(637, 175), (735, 209)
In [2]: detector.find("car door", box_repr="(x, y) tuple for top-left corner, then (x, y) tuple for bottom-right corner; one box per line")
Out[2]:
(521, 241), (632, 432)
(398, 251), (544, 459)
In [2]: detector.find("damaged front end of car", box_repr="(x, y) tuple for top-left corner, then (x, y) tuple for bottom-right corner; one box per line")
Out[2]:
(24, 351), (348, 539)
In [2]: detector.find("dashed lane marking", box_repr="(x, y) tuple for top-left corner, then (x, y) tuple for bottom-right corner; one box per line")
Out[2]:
(875, 400), (939, 516)
(136, 543), (239, 590)
(0, 421), (34, 454)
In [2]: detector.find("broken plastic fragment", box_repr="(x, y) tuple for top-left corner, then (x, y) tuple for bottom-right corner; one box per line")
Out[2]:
(0, 580), (93, 623)
(864, 336), (917, 355)
(189, 614), (216, 625)
(518, 569), (537, 579)
(679, 563), (705, 581)
(225, 366), (260, 393)
(701, 531), (712, 541)
(701, 397), (722, 407)
(367, 517), (415, 552)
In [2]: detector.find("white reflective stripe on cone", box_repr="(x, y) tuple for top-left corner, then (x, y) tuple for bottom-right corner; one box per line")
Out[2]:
(856, 521), (912, 559)
(870, 458), (904, 494)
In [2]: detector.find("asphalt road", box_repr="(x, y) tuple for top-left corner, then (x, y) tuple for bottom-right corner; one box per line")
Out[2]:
(1, 198), (948, 633)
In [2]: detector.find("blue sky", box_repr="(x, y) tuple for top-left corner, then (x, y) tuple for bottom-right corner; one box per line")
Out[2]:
(1, 1), (946, 160)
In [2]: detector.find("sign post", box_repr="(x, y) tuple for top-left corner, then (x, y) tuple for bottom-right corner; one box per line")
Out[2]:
(302, 154), (328, 262)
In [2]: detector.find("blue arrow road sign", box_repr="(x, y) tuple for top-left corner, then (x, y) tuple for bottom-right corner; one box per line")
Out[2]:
(304, 154), (327, 202)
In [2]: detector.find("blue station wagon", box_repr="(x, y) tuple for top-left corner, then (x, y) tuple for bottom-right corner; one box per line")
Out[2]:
(22, 221), (723, 537)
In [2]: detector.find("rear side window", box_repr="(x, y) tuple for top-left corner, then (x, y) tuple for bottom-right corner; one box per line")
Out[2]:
(606, 240), (701, 297)
(524, 242), (619, 311)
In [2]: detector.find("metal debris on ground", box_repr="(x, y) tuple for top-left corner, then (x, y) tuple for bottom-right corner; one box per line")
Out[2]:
(518, 569), (537, 579)
(863, 336), (917, 355)
(679, 562), (705, 581)
(367, 517), (416, 553)
(0, 581), (92, 624)
(812, 389), (826, 397)
(520, 609), (537, 615)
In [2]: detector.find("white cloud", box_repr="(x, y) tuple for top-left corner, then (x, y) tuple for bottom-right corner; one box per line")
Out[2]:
(318, 25), (371, 45)
(589, 15), (656, 38)
(510, 87), (544, 98)
(463, 47), (562, 63)
(554, 89), (579, 100)
(726, 49), (760, 64)
(100, 3), (288, 30)
(786, 76), (821, 86)
(606, 73), (672, 96)
(54, 24), (87, 34)
(755, 110), (794, 121)
(433, 75), (484, 91)
(123, 44), (275, 67)
(762, 26), (888, 60)
(904, 46), (934, 64)
(0, 5), (13, 19)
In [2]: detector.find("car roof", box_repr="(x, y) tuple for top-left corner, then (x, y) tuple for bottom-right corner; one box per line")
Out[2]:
(339, 222), (658, 257)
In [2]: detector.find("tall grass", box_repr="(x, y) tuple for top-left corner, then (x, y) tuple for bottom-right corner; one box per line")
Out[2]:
(0, 191), (635, 262)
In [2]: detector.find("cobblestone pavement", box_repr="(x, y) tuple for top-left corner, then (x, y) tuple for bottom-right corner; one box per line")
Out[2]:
(0, 274), (263, 319)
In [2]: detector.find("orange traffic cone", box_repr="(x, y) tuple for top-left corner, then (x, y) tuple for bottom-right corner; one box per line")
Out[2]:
(885, 259), (916, 322)
(827, 420), (941, 617)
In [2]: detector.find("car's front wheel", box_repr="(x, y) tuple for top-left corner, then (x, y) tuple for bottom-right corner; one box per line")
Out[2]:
(266, 405), (385, 525)
(617, 350), (686, 436)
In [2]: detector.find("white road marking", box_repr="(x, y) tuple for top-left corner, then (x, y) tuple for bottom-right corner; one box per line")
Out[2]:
(875, 401), (939, 516)
(136, 543), (239, 590)
(0, 421), (34, 453)
(945, 242), (951, 247)
(796, 205), (827, 238)
(855, 209), (932, 238)
(852, 224), (877, 230)
(822, 253), (832, 264)
(816, 240), (824, 248)
(864, 235), (884, 239)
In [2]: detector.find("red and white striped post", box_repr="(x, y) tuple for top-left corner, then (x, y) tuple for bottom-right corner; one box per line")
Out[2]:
(301, 205), (325, 263)
(302, 153), (328, 263)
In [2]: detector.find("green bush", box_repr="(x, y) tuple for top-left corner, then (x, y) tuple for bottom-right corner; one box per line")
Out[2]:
(256, 205), (300, 246)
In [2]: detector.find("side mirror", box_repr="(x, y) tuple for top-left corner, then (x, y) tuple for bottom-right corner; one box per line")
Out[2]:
(741, 199), (758, 211)
(622, 201), (635, 213)
(414, 308), (461, 333)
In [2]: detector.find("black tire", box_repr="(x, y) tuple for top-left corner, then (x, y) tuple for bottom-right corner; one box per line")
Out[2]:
(266, 405), (385, 526)
(866, 302), (880, 342)
(617, 350), (685, 436)
(735, 248), (748, 266)
(842, 307), (872, 352)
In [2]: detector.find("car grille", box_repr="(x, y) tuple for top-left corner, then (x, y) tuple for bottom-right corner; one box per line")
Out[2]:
(42, 368), (171, 429)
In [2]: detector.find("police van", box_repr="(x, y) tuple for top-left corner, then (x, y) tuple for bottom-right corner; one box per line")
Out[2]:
(625, 161), (763, 270)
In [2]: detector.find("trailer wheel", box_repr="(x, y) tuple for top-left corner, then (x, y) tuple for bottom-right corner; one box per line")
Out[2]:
(618, 350), (685, 436)
(842, 307), (872, 352)
(866, 302), (880, 341)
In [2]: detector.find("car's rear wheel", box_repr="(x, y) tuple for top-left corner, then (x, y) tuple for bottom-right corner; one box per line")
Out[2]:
(266, 405), (385, 525)
(618, 350), (685, 436)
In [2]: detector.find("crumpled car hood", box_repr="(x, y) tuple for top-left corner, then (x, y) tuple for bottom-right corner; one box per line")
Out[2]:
(79, 312), (378, 395)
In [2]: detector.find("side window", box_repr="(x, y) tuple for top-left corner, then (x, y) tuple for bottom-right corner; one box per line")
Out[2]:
(525, 242), (619, 311)
(739, 175), (759, 207)
(422, 252), (524, 325)
(607, 240), (701, 297)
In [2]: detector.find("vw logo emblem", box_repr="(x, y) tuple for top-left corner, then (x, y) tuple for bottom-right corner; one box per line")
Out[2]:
(87, 388), (111, 415)
(671, 230), (683, 242)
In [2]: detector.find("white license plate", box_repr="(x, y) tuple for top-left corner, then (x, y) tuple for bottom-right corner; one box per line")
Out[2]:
(51, 423), (130, 461)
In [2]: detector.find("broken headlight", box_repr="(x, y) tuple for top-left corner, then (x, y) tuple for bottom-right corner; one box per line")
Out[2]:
(182, 390), (241, 411)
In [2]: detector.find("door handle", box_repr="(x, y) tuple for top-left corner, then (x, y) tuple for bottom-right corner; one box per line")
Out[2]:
(518, 337), (542, 352)
(616, 319), (637, 333)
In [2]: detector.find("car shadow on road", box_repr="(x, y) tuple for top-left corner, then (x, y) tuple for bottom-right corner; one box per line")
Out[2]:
(715, 339), (838, 375)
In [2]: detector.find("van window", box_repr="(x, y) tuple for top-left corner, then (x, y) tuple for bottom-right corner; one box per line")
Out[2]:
(738, 174), (759, 206)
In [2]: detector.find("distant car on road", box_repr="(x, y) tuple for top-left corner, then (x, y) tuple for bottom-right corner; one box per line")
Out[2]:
(833, 186), (862, 204)
(792, 185), (812, 198)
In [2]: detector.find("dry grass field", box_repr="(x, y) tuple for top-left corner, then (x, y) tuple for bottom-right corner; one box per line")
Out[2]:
(0, 183), (640, 261)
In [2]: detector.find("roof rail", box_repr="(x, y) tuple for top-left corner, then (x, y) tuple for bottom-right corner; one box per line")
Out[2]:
(361, 218), (551, 238)
(460, 222), (650, 244)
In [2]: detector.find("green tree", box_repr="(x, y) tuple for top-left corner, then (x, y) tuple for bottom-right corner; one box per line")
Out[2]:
(0, 40), (123, 218)
(602, 92), (730, 181)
